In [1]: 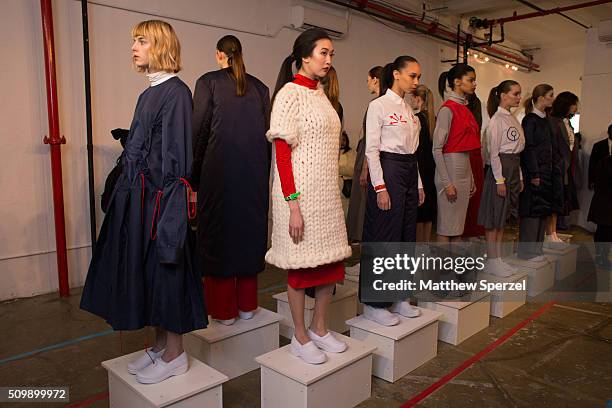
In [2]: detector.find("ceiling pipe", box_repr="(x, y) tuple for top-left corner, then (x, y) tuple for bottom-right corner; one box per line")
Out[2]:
(516, 0), (590, 29)
(491, 0), (612, 25)
(323, 0), (540, 70)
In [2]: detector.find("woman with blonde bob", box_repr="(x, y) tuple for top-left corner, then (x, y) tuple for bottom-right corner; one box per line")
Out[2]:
(80, 20), (206, 384)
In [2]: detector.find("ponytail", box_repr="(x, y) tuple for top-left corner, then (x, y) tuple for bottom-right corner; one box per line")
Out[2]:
(272, 55), (296, 103)
(439, 64), (476, 97)
(524, 83), (553, 115)
(216, 35), (247, 97)
(486, 87), (501, 118)
(487, 80), (519, 117)
(438, 71), (448, 98)
(272, 28), (331, 104)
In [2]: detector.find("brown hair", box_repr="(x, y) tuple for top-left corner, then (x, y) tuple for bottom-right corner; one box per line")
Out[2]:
(217, 35), (246, 97)
(524, 84), (553, 114)
(487, 80), (519, 117)
(413, 85), (435, 138)
(322, 66), (340, 113)
(131, 20), (181, 73)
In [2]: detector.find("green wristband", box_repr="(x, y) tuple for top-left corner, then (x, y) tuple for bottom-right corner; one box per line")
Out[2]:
(284, 192), (301, 201)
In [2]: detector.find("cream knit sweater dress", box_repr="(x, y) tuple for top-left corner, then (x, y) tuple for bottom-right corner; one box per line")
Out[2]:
(266, 82), (352, 270)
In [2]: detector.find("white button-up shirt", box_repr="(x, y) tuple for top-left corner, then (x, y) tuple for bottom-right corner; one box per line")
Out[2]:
(365, 89), (422, 191)
(485, 106), (525, 182)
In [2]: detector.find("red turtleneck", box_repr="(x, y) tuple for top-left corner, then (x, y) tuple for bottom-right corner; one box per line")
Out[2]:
(274, 74), (319, 197)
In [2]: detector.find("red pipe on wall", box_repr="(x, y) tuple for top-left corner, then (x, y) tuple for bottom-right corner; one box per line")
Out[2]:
(40, 0), (70, 298)
(493, 0), (612, 25)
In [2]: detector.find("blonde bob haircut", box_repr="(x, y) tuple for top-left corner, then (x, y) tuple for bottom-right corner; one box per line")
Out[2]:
(131, 20), (181, 73)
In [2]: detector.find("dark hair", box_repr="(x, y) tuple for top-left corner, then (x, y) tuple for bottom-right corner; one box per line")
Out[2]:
(340, 131), (350, 153)
(368, 65), (383, 80)
(487, 80), (520, 117)
(379, 55), (418, 97)
(467, 94), (483, 131)
(217, 35), (246, 96)
(608, 124), (612, 136)
(551, 91), (579, 118)
(437, 63), (476, 97)
(524, 83), (553, 114)
(272, 28), (331, 102)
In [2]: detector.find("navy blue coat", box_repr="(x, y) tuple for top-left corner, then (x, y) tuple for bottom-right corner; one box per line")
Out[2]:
(191, 69), (271, 278)
(519, 113), (553, 218)
(80, 77), (207, 334)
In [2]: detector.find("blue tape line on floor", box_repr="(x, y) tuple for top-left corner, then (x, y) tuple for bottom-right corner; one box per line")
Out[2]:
(0, 283), (288, 365)
(0, 329), (114, 365)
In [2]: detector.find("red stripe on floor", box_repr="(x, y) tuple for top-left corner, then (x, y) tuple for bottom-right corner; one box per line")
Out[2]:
(65, 391), (109, 407)
(401, 300), (556, 407)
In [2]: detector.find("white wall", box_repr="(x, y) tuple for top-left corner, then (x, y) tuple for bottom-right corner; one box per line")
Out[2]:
(0, 0), (442, 300)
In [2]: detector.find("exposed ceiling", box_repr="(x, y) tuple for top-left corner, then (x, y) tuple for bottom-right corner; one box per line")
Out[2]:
(382, 0), (612, 48)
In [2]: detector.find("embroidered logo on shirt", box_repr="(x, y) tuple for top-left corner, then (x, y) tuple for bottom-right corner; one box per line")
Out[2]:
(506, 127), (520, 141)
(388, 113), (408, 125)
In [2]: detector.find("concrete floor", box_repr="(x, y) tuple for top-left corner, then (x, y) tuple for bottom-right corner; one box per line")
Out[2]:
(0, 227), (611, 407)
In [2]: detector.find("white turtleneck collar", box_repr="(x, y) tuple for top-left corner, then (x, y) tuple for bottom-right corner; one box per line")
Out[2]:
(146, 71), (176, 87)
(532, 104), (546, 119)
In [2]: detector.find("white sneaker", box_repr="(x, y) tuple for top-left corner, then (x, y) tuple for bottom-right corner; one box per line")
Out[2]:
(289, 336), (327, 364)
(486, 259), (513, 277)
(127, 348), (165, 375)
(390, 301), (421, 318)
(528, 255), (547, 262)
(239, 310), (255, 320)
(307, 329), (347, 353)
(214, 318), (236, 326)
(136, 352), (189, 384)
(363, 305), (400, 326)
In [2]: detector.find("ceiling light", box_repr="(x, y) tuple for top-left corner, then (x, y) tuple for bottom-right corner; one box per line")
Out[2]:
(505, 64), (510, 69)
(484, 57), (490, 62)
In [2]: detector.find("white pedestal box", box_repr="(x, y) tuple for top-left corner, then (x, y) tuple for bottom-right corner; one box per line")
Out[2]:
(274, 284), (358, 339)
(418, 292), (491, 345)
(255, 334), (376, 408)
(505, 256), (556, 297)
(543, 244), (578, 280)
(346, 307), (442, 382)
(184, 308), (282, 380)
(102, 351), (228, 408)
(477, 270), (528, 318)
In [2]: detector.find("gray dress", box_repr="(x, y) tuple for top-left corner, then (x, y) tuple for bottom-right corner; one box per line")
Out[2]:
(432, 92), (473, 236)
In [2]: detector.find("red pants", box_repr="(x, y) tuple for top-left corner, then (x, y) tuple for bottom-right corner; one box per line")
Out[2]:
(203, 275), (258, 320)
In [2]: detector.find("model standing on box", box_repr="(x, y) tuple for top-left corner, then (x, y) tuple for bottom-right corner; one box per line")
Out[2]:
(477, 80), (525, 276)
(433, 64), (481, 242)
(360, 56), (425, 326)
(517, 84), (555, 261)
(191, 35), (270, 326)
(80, 20), (206, 384)
(266, 29), (352, 365)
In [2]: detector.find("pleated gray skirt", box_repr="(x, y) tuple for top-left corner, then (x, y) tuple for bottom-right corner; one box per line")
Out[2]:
(477, 153), (521, 229)
(435, 152), (471, 236)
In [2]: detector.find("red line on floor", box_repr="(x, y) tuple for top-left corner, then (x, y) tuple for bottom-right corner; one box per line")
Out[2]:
(65, 391), (109, 408)
(401, 300), (557, 407)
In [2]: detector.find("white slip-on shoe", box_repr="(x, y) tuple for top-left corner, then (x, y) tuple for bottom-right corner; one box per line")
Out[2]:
(307, 329), (347, 353)
(214, 318), (236, 326)
(127, 348), (165, 375)
(136, 352), (189, 384)
(289, 336), (327, 364)
(238, 310), (255, 320)
(390, 301), (421, 318)
(486, 259), (513, 277)
(363, 305), (400, 326)
(528, 255), (547, 262)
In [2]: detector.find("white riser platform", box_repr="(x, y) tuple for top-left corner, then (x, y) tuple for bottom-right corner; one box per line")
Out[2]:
(256, 334), (376, 408)
(103, 351), (228, 408)
(477, 270), (528, 318)
(543, 244), (578, 280)
(419, 292), (490, 345)
(347, 307), (442, 382)
(184, 308), (281, 380)
(274, 285), (357, 339)
(505, 256), (556, 297)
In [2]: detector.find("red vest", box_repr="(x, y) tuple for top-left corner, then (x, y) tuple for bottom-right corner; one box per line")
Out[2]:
(441, 100), (481, 153)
